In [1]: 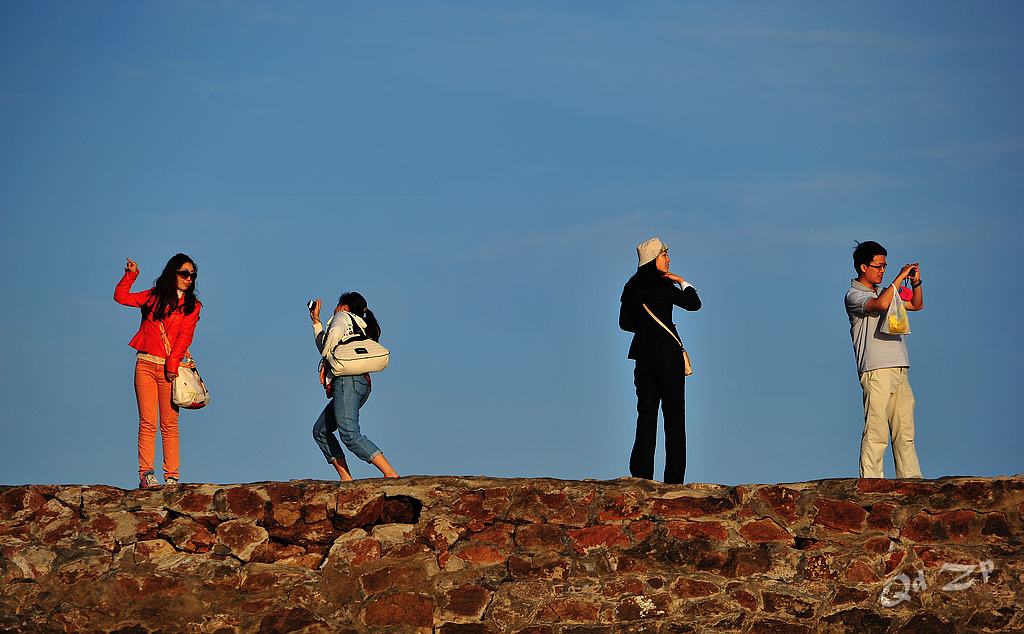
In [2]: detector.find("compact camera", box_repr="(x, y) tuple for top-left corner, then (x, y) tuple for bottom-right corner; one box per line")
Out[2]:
(307, 299), (317, 311)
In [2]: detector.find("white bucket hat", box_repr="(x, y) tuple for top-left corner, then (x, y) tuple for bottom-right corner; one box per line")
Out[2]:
(637, 237), (668, 267)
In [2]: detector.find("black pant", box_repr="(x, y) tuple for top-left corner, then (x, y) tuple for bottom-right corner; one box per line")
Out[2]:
(630, 355), (686, 484)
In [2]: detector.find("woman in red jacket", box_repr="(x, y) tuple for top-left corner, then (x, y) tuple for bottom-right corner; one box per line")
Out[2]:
(114, 254), (202, 489)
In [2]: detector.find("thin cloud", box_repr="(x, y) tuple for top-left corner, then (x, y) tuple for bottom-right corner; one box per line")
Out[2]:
(732, 172), (919, 204)
(867, 137), (1024, 170)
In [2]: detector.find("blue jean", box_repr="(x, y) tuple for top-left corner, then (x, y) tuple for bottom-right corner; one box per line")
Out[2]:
(312, 374), (381, 464)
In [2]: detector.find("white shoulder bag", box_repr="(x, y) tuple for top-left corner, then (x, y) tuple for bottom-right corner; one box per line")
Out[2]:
(159, 322), (210, 410)
(327, 313), (390, 376)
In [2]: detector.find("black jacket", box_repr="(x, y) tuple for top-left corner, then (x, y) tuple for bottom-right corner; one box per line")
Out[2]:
(619, 265), (701, 361)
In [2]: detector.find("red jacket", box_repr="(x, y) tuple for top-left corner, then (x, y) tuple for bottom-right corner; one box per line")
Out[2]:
(114, 270), (202, 375)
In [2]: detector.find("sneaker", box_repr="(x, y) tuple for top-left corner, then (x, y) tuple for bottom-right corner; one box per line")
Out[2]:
(165, 476), (179, 486)
(139, 473), (160, 489)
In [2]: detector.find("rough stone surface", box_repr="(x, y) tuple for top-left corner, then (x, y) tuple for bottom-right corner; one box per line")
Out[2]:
(1, 475), (1022, 632)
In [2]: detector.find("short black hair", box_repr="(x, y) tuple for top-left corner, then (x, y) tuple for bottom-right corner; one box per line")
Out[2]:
(853, 241), (886, 274)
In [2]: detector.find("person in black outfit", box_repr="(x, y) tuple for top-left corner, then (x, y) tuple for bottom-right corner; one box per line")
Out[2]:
(619, 237), (701, 484)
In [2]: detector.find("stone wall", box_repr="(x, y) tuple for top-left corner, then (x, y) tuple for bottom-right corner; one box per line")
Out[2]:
(1, 475), (1022, 632)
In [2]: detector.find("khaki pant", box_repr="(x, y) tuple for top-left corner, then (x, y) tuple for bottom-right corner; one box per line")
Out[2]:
(859, 367), (921, 478)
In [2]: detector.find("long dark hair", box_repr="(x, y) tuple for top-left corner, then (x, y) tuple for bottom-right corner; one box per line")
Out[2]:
(339, 291), (381, 342)
(144, 253), (199, 321)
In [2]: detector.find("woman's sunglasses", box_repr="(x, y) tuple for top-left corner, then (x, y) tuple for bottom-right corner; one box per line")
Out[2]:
(176, 269), (196, 280)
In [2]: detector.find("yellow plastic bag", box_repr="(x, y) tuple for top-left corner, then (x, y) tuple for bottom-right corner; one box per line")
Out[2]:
(880, 288), (911, 335)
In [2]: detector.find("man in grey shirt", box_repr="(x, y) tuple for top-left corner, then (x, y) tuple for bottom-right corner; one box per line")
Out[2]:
(844, 241), (924, 478)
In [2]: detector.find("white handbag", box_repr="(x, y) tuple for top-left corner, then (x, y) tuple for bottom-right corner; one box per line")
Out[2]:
(159, 323), (210, 410)
(328, 313), (390, 376)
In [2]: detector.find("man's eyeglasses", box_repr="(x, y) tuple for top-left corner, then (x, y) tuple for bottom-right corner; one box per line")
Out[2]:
(176, 270), (196, 280)
(866, 263), (887, 270)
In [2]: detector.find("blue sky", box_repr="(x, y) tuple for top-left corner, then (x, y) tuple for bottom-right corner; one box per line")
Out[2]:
(1, 2), (1021, 488)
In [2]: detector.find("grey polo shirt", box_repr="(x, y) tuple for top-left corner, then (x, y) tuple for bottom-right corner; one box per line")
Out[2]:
(845, 280), (910, 374)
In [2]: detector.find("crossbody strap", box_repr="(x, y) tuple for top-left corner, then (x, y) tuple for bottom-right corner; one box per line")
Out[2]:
(642, 303), (685, 350)
(348, 312), (367, 338)
(157, 321), (194, 363)
(326, 313), (367, 359)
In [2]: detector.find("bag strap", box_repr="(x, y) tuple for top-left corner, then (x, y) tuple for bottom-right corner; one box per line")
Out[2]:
(157, 321), (172, 356)
(348, 312), (367, 338)
(325, 312), (367, 361)
(157, 321), (193, 363)
(642, 303), (685, 350)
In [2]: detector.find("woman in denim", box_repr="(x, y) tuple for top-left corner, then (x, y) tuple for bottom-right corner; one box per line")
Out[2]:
(308, 291), (399, 480)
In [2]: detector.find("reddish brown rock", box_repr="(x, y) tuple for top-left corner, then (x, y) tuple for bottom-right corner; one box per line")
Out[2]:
(0, 488), (47, 520)
(894, 614), (955, 633)
(800, 554), (837, 581)
(423, 516), (466, 552)
(567, 525), (630, 553)
(900, 512), (943, 543)
(946, 480), (993, 505)
(158, 516), (215, 553)
(820, 608), (892, 633)
(215, 520), (268, 561)
(515, 524), (565, 553)
(507, 554), (570, 581)
(757, 486), (801, 524)
(666, 520), (728, 542)
(444, 584), (491, 618)
(452, 488), (509, 523)
(912, 545), (975, 568)
(671, 576), (719, 598)
(270, 502), (302, 528)
(866, 503), (896, 530)
(981, 512), (1012, 540)
(264, 482), (302, 505)
(602, 575), (646, 597)
(651, 495), (736, 518)
(831, 585), (870, 605)
(218, 487), (268, 521)
(168, 489), (215, 514)
(727, 585), (758, 610)
(363, 592), (435, 627)
(506, 488), (590, 527)
(456, 544), (507, 566)
(937, 509), (976, 542)
(251, 541), (307, 565)
(626, 519), (657, 544)
(855, 479), (937, 495)
(323, 528), (381, 569)
(538, 598), (601, 623)
(359, 561), (430, 595)
(614, 593), (669, 621)
(883, 549), (906, 575)
(256, 606), (330, 634)
(762, 591), (815, 619)
(722, 546), (773, 578)
(597, 492), (646, 522)
(844, 559), (879, 584)
(813, 499), (867, 533)
(334, 489), (384, 529)
(740, 518), (791, 543)
(471, 521), (515, 548)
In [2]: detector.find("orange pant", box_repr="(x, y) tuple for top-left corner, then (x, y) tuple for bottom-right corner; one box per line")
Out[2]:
(134, 359), (179, 479)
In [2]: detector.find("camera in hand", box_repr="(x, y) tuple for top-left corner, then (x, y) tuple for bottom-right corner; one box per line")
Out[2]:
(307, 299), (316, 311)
